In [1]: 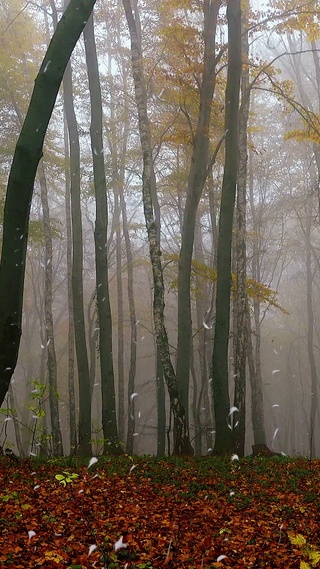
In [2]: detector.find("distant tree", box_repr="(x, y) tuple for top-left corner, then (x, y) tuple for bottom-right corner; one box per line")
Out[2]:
(0, 0), (97, 409)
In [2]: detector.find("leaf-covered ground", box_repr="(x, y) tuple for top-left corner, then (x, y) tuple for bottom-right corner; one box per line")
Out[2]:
(0, 455), (320, 568)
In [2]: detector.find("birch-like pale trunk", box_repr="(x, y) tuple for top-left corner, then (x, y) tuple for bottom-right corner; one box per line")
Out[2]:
(122, 0), (192, 454)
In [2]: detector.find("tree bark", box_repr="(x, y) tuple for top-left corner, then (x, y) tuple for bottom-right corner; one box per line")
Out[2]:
(63, 53), (92, 455)
(122, 0), (192, 454)
(84, 13), (121, 454)
(233, 8), (249, 457)
(38, 161), (63, 455)
(63, 113), (76, 452)
(0, 0), (97, 409)
(212, 0), (242, 455)
(176, 0), (221, 417)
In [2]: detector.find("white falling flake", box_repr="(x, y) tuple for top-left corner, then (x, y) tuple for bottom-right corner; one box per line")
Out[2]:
(217, 555), (227, 562)
(207, 448), (212, 453)
(165, 539), (173, 562)
(272, 404), (280, 408)
(33, 485), (40, 490)
(278, 522), (284, 544)
(133, 433), (139, 437)
(114, 536), (127, 551)
(88, 457), (98, 469)
(272, 369), (280, 375)
(43, 60), (51, 73)
(88, 544), (97, 556)
(273, 348), (278, 355)
(28, 530), (36, 540)
(229, 491), (235, 497)
(130, 392), (138, 402)
(78, 489), (84, 494)
(4, 417), (12, 422)
(231, 454), (239, 462)
(228, 406), (239, 429)
(272, 428), (279, 446)
(129, 464), (137, 474)
(203, 309), (214, 330)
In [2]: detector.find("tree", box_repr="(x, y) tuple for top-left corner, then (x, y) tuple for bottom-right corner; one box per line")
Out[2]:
(122, 0), (192, 455)
(233, 2), (250, 457)
(84, 12), (122, 454)
(0, 0), (97, 409)
(211, 0), (242, 455)
(176, 0), (222, 419)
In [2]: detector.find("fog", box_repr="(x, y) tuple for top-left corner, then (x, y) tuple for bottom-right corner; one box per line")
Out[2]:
(0, 0), (320, 458)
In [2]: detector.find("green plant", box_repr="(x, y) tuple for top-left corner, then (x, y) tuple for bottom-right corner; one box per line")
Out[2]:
(55, 471), (79, 486)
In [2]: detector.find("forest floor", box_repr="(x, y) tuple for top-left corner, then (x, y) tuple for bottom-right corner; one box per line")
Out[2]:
(0, 455), (319, 568)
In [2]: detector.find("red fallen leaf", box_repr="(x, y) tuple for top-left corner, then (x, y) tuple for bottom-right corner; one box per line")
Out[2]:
(201, 535), (212, 550)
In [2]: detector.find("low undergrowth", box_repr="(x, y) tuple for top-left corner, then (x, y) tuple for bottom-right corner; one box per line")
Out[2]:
(0, 455), (319, 568)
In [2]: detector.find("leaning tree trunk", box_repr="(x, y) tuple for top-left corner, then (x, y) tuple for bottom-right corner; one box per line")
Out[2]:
(212, 0), (242, 456)
(84, 12), (122, 454)
(0, 0), (97, 409)
(122, 0), (192, 454)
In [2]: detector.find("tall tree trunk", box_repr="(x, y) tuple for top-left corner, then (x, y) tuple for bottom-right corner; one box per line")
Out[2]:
(233, 8), (249, 457)
(84, 13), (121, 454)
(0, 0), (97, 409)
(122, 0), (192, 454)
(305, 204), (318, 459)
(248, 136), (267, 446)
(38, 161), (63, 455)
(212, 0), (241, 456)
(63, 55), (92, 456)
(121, 189), (138, 455)
(176, 0), (221, 417)
(63, 114), (77, 452)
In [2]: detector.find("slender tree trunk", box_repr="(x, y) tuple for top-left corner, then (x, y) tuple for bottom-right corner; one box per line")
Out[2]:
(122, 0), (192, 454)
(63, 115), (76, 452)
(176, 0), (221, 417)
(63, 56), (92, 456)
(212, 0), (241, 456)
(0, 0), (97, 408)
(38, 161), (63, 455)
(122, 188), (138, 455)
(248, 137), (267, 446)
(84, 13), (121, 454)
(305, 205), (318, 459)
(115, 192), (125, 441)
(233, 9), (249, 457)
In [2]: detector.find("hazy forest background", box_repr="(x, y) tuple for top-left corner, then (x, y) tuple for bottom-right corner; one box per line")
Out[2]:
(0, 0), (320, 460)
